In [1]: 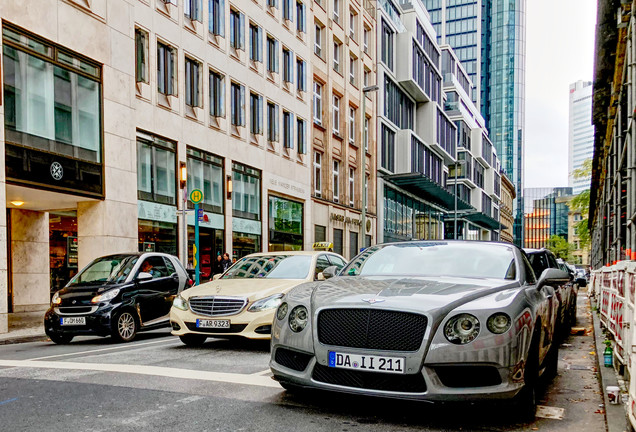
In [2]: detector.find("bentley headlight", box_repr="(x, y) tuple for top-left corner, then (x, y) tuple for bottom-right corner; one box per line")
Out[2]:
(444, 313), (480, 344)
(288, 306), (308, 332)
(487, 313), (511, 334)
(277, 302), (289, 320)
(248, 294), (284, 312)
(51, 291), (61, 306)
(91, 288), (120, 304)
(172, 294), (188, 311)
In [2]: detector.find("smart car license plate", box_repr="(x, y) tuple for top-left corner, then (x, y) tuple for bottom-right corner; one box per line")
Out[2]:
(328, 351), (405, 374)
(196, 319), (230, 329)
(60, 317), (86, 326)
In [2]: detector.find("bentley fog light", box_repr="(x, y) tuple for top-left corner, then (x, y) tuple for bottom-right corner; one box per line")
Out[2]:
(487, 313), (511, 334)
(444, 314), (480, 344)
(277, 302), (289, 320)
(288, 306), (308, 332)
(91, 288), (120, 304)
(172, 294), (188, 311)
(248, 294), (284, 312)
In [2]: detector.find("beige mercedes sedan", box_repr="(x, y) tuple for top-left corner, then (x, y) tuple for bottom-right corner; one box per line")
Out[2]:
(169, 250), (347, 345)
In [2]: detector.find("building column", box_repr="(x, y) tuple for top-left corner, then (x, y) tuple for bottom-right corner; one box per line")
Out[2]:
(10, 209), (50, 313)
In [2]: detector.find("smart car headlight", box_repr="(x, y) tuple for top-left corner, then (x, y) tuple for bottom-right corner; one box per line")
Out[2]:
(172, 294), (188, 311)
(248, 294), (284, 312)
(91, 288), (120, 304)
(487, 313), (511, 334)
(276, 302), (288, 320)
(51, 291), (61, 306)
(288, 305), (308, 332)
(444, 313), (480, 344)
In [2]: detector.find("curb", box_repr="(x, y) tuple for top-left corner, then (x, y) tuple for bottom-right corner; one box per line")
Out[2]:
(0, 334), (48, 345)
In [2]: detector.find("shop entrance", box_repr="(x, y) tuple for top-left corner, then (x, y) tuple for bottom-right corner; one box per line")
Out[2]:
(49, 211), (78, 294)
(188, 227), (224, 281)
(232, 232), (261, 260)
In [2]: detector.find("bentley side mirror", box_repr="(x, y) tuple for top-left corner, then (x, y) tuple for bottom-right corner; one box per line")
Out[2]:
(137, 272), (153, 282)
(537, 268), (570, 290)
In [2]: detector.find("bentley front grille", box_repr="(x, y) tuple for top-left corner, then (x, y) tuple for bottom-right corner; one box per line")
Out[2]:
(317, 309), (427, 351)
(188, 296), (247, 317)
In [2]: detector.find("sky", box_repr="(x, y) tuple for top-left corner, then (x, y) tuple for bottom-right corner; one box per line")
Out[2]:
(524, 0), (597, 188)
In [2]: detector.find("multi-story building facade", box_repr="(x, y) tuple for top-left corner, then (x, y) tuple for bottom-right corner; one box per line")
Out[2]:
(500, 172), (515, 243)
(523, 187), (572, 249)
(0, 0), (312, 332)
(375, 0), (500, 244)
(310, 0), (377, 259)
(568, 80), (594, 195)
(423, 0), (526, 246)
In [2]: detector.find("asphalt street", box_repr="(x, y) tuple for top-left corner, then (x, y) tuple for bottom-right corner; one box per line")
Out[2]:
(0, 294), (605, 432)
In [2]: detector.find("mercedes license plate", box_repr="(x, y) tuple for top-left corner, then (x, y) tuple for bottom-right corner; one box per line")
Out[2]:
(196, 319), (230, 329)
(328, 351), (405, 374)
(60, 317), (86, 326)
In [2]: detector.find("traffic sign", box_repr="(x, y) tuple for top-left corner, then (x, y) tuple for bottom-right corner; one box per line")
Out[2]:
(197, 208), (204, 221)
(190, 189), (204, 204)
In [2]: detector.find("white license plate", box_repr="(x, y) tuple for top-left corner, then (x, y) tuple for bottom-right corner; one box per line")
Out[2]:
(60, 317), (86, 326)
(328, 351), (405, 374)
(196, 319), (230, 329)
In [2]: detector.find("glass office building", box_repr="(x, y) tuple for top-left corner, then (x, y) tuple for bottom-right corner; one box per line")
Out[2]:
(523, 187), (572, 249)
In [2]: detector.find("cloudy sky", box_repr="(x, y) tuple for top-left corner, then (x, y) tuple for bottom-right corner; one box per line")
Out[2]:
(524, 0), (597, 188)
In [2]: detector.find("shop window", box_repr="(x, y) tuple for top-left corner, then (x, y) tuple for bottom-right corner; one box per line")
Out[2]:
(349, 231), (358, 259)
(138, 220), (177, 256)
(333, 228), (343, 255)
(232, 162), (261, 220)
(232, 232), (261, 259)
(137, 132), (176, 205)
(269, 196), (304, 251)
(186, 147), (224, 213)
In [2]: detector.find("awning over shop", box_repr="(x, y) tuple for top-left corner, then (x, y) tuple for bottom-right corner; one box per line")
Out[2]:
(383, 173), (473, 211)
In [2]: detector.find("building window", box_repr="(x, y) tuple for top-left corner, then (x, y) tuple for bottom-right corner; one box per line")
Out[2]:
(186, 147), (224, 213)
(267, 36), (279, 73)
(232, 163), (261, 221)
(137, 133), (176, 205)
(135, 28), (148, 83)
(229, 8), (245, 50)
(267, 102), (279, 142)
(185, 0), (202, 21)
(283, 111), (294, 148)
(332, 95), (340, 134)
(249, 24), (263, 62)
(365, 174), (369, 210)
(349, 54), (357, 86)
(297, 118), (306, 154)
(185, 57), (201, 107)
(333, 0), (340, 24)
(348, 107), (356, 144)
(381, 19), (394, 70)
(314, 23), (324, 57)
(296, 1), (306, 33)
(283, 0), (294, 21)
(230, 82), (245, 126)
(363, 26), (370, 53)
(332, 159), (340, 203)
(282, 48), (294, 83)
(313, 152), (322, 197)
(364, 67), (370, 87)
(209, 0), (225, 36)
(349, 167), (355, 206)
(313, 82), (323, 124)
(296, 58), (306, 92)
(333, 228), (343, 255)
(267, 0), (278, 8)
(349, 231), (358, 259)
(157, 41), (176, 95)
(315, 225), (326, 242)
(249, 92), (263, 134)
(474, 162), (484, 188)
(381, 124), (395, 172)
(209, 69), (225, 117)
(333, 39), (341, 72)
(384, 76), (413, 129)
(349, 10), (356, 40)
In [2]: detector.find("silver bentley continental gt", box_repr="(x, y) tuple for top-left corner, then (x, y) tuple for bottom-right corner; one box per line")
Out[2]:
(269, 241), (571, 419)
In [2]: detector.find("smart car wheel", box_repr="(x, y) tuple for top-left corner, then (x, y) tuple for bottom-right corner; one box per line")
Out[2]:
(48, 332), (74, 344)
(112, 310), (138, 342)
(179, 334), (207, 346)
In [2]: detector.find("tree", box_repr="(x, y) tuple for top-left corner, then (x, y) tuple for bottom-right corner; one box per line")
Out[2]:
(547, 235), (575, 261)
(569, 159), (592, 249)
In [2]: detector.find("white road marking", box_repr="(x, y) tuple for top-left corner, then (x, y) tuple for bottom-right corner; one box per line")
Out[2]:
(251, 369), (272, 376)
(27, 338), (179, 361)
(0, 359), (282, 388)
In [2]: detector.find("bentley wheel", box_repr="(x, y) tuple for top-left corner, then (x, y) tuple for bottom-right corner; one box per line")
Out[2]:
(179, 334), (207, 346)
(48, 332), (74, 344)
(515, 328), (540, 422)
(112, 311), (138, 342)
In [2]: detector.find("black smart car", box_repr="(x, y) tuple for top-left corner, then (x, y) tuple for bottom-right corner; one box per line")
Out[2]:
(45, 253), (191, 344)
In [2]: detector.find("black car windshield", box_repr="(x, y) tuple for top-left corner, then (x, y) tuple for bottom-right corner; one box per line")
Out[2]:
(341, 242), (517, 280)
(222, 255), (312, 279)
(68, 255), (139, 286)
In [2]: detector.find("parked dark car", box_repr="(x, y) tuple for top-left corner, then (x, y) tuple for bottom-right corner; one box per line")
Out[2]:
(44, 253), (191, 344)
(524, 248), (577, 337)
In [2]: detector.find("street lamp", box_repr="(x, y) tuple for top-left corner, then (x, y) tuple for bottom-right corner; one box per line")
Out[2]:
(361, 84), (379, 248)
(453, 159), (466, 239)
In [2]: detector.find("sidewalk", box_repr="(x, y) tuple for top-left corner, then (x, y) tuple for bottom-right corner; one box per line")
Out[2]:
(0, 311), (48, 345)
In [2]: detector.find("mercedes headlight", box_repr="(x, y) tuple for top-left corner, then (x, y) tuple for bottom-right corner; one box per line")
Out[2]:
(276, 302), (289, 320)
(91, 288), (120, 304)
(248, 294), (284, 312)
(444, 313), (480, 344)
(487, 313), (511, 334)
(172, 294), (188, 311)
(51, 291), (61, 306)
(288, 306), (308, 332)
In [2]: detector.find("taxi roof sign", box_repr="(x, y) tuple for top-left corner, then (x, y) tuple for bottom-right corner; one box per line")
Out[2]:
(312, 242), (333, 251)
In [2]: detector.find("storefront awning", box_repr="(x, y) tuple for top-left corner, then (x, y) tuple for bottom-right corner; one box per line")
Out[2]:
(462, 212), (507, 231)
(383, 173), (473, 211)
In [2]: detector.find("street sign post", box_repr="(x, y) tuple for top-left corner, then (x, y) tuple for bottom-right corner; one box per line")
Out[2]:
(190, 189), (204, 285)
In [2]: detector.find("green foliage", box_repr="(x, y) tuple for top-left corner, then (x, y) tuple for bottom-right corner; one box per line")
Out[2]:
(575, 219), (590, 249)
(547, 235), (575, 261)
(570, 189), (590, 215)
(572, 158), (592, 180)
(568, 158), (592, 252)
